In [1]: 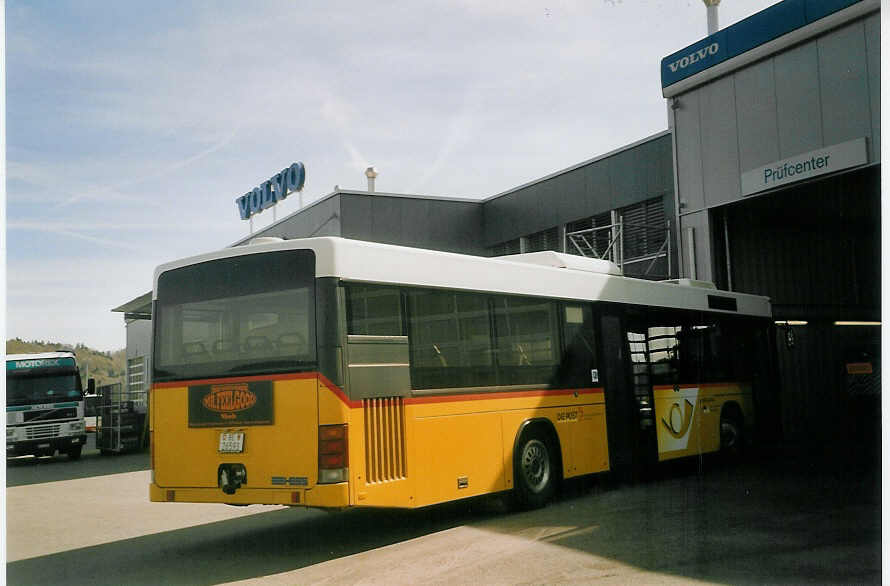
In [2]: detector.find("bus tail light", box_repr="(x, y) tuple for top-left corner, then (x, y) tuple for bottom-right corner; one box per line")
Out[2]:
(318, 424), (348, 484)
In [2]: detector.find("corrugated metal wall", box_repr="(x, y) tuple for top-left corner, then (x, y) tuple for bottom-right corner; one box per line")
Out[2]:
(723, 165), (880, 450)
(725, 166), (879, 318)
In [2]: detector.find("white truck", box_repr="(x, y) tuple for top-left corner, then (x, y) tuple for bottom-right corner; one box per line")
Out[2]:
(7, 351), (91, 459)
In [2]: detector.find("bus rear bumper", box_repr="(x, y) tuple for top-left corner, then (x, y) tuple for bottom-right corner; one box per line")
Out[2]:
(149, 481), (350, 508)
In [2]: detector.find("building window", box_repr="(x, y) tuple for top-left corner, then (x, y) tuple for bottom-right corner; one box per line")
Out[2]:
(565, 198), (669, 279)
(127, 357), (145, 393)
(489, 238), (522, 257)
(619, 197), (667, 264)
(566, 211), (612, 258)
(127, 357), (147, 409)
(525, 227), (560, 253)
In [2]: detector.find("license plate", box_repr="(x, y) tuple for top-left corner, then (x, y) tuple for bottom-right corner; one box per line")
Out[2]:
(38, 443), (50, 449)
(218, 432), (244, 453)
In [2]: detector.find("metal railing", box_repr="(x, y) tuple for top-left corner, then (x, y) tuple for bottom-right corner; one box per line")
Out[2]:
(96, 382), (147, 453)
(566, 218), (671, 279)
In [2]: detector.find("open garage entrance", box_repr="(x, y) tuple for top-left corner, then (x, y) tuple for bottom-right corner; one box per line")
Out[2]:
(711, 165), (880, 464)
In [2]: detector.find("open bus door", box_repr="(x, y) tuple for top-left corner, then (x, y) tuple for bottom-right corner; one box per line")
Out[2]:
(599, 308), (658, 483)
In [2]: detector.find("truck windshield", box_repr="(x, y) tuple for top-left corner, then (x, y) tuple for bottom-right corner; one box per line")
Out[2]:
(7, 372), (81, 407)
(153, 249), (317, 382)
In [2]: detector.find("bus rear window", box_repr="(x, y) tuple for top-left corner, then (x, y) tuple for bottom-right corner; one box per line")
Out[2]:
(153, 250), (317, 382)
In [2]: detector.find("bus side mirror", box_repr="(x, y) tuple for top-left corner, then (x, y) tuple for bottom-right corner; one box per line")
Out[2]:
(88, 378), (96, 394)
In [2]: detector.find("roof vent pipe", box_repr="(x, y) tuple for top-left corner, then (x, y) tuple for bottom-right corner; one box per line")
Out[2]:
(365, 166), (378, 193)
(703, 0), (720, 35)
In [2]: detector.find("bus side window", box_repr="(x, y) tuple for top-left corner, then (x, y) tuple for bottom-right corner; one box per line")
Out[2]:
(677, 319), (739, 383)
(648, 325), (681, 385)
(624, 307), (683, 387)
(406, 289), (494, 389)
(723, 319), (757, 384)
(553, 304), (597, 388)
(345, 284), (404, 336)
(493, 296), (559, 386)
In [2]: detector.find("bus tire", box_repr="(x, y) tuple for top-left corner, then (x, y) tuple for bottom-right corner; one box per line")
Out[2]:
(513, 428), (557, 509)
(67, 445), (82, 460)
(720, 408), (744, 458)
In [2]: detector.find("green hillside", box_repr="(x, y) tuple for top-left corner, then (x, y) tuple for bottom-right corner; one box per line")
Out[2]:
(6, 339), (126, 389)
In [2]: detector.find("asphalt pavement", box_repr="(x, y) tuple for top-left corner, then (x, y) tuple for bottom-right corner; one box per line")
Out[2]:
(6, 439), (882, 585)
(6, 433), (150, 487)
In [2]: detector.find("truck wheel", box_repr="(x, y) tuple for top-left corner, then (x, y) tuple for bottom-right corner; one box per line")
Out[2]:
(514, 430), (556, 509)
(67, 445), (82, 460)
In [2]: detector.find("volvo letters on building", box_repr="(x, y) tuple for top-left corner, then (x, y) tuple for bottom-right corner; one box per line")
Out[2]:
(7, 351), (90, 459)
(149, 237), (773, 508)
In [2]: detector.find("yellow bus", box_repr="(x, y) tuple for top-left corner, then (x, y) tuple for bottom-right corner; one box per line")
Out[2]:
(149, 237), (773, 509)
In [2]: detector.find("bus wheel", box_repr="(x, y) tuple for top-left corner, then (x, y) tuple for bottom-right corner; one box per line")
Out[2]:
(514, 431), (556, 509)
(720, 414), (743, 457)
(67, 446), (82, 460)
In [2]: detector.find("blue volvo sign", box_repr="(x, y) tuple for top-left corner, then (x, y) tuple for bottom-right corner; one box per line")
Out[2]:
(236, 162), (306, 220)
(661, 0), (863, 89)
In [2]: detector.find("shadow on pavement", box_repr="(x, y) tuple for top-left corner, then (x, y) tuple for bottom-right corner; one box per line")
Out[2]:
(6, 448), (880, 585)
(7, 435), (150, 487)
(488, 450), (881, 584)
(7, 495), (509, 586)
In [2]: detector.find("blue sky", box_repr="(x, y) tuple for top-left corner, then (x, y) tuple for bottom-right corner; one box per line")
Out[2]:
(6, 0), (781, 350)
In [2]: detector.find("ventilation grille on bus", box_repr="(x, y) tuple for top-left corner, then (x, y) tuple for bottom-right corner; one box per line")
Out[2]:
(363, 397), (407, 483)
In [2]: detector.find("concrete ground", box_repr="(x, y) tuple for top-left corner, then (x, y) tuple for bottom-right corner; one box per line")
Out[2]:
(6, 440), (881, 585)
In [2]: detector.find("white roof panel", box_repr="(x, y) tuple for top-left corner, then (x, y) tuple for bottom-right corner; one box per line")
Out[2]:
(153, 237), (771, 318)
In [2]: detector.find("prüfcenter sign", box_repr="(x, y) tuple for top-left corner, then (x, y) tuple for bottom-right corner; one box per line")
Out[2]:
(741, 138), (867, 196)
(236, 162), (306, 220)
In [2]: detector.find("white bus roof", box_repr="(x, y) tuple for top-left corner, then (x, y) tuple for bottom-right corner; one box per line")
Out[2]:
(7, 351), (76, 362)
(154, 237), (771, 318)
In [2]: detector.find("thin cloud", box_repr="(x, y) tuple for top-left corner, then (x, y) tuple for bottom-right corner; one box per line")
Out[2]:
(53, 126), (240, 208)
(320, 93), (373, 181)
(7, 220), (223, 232)
(7, 160), (163, 208)
(406, 87), (480, 194)
(10, 223), (145, 252)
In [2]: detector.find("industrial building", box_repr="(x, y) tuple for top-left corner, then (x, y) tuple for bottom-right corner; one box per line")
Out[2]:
(115, 0), (880, 459)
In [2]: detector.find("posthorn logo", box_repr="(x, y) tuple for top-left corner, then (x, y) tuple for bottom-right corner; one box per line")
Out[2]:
(667, 42), (719, 73)
(662, 399), (695, 439)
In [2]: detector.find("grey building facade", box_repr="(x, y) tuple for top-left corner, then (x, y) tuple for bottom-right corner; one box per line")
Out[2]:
(662, 0), (880, 450)
(482, 131), (676, 280)
(230, 129), (677, 279)
(231, 190), (487, 256)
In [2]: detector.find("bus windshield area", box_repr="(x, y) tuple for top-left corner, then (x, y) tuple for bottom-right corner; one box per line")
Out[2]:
(153, 250), (317, 382)
(7, 372), (82, 407)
